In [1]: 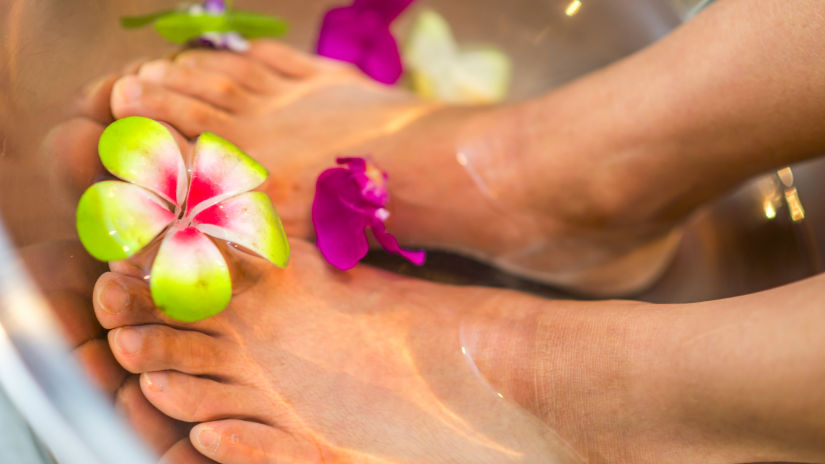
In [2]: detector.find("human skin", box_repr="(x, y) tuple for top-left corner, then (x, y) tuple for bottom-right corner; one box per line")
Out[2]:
(40, 0), (825, 460)
(16, 241), (215, 463)
(93, 239), (825, 464)
(54, 0), (821, 296)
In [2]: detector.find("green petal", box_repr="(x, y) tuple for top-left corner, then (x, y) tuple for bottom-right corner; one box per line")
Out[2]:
(76, 181), (175, 261)
(121, 10), (175, 29)
(98, 116), (187, 206)
(403, 9), (511, 104)
(194, 192), (289, 267)
(226, 11), (289, 39)
(403, 9), (456, 70)
(184, 131), (268, 217)
(153, 11), (287, 44)
(450, 48), (512, 103)
(150, 227), (232, 322)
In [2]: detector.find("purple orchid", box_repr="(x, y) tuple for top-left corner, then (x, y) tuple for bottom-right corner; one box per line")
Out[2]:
(316, 0), (415, 84)
(202, 0), (226, 14)
(312, 157), (425, 269)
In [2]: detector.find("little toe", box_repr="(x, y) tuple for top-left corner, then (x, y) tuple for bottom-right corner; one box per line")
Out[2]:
(140, 371), (270, 424)
(74, 338), (127, 395)
(176, 50), (286, 94)
(191, 420), (328, 464)
(111, 75), (231, 138)
(116, 376), (189, 455)
(109, 324), (236, 376)
(246, 40), (319, 79)
(74, 74), (119, 124)
(138, 60), (254, 113)
(161, 437), (217, 464)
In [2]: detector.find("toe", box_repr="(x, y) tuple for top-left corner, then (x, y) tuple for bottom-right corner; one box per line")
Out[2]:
(116, 376), (189, 455)
(191, 420), (328, 464)
(161, 437), (217, 464)
(74, 338), (127, 395)
(140, 371), (270, 423)
(93, 272), (215, 331)
(247, 40), (319, 79)
(44, 118), (105, 200)
(138, 60), (254, 113)
(74, 74), (119, 124)
(109, 324), (236, 376)
(176, 50), (286, 94)
(111, 75), (231, 138)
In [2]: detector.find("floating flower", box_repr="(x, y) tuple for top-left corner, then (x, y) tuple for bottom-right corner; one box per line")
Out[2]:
(121, 0), (288, 52)
(403, 9), (511, 103)
(312, 157), (425, 269)
(316, 0), (415, 84)
(76, 116), (289, 322)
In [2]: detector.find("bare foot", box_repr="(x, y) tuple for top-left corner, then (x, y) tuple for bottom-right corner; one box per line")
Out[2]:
(92, 239), (601, 464)
(92, 41), (680, 296)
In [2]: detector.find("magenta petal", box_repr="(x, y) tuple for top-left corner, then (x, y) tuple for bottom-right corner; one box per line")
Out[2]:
(316, 7), (373, 63)
(316, 2), (407, 84)
(312, 168), (372, 270)
(371, 220), (426, 266)
(360, 26), (403, 84)
(353, 0), (415, 22)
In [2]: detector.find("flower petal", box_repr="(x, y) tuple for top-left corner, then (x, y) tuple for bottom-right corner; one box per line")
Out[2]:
(403, 10), (511, 103)
(150, 227), (232, 322)
(185, 131), (268, 217)
(316, 7), (402, 84)
(316, 7), (379, 64)
(194, 192), (290, 267)
(98, 116), (187, 206)
(76, 181), (176, 261)
(370, 221), (426, 265)
(312, 168), (372, 270)
(360, 26), (404, 85)
(353, 0), (415, 22)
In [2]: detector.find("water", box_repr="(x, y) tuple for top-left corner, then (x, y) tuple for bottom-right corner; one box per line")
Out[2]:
(2, 0), (823, 462)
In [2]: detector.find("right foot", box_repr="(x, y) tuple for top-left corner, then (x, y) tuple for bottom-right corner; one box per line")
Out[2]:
(94, 239), (728, 464)
(63, 41), (683, 295)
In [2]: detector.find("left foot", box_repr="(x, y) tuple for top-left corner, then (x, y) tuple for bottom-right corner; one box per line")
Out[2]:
(63, 40), (681, 296)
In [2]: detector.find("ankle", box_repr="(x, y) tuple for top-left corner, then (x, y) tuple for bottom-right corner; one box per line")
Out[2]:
(458, 294), (714, 462)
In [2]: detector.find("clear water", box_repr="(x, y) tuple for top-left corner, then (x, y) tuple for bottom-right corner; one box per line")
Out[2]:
(2, 1), (823, 463)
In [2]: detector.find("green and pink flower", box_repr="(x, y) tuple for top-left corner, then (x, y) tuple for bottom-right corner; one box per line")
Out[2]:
(76, 117), (289, 322)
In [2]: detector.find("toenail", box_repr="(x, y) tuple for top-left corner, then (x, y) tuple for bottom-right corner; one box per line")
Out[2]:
(116, 78), (142, 102)
(114, 328), (142, 355)
(196, 426), (220, 454)
(100, 280), (130, 314)
(138, 61), (168, 82)
(143, 372), (168, 393)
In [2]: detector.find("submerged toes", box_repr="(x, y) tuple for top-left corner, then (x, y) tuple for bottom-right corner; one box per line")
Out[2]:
(108, 324), (233, 376)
